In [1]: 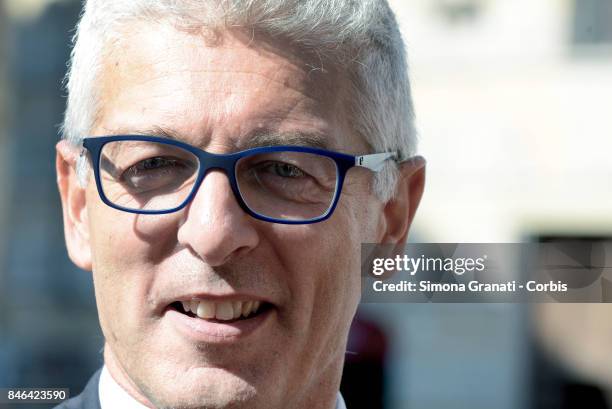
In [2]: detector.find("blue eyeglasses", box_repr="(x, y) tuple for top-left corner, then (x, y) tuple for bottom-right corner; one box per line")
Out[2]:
(81, 135), (398, 224)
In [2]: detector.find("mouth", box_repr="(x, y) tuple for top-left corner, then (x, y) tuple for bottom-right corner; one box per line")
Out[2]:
(164, 297), (275, 342)
(167, 299), (272, 323)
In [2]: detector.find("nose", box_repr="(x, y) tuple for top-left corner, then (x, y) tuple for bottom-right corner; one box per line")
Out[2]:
(177, 169), (259, 266)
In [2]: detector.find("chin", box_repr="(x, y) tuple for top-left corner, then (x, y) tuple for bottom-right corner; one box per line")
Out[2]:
(139, 368), (263, 409)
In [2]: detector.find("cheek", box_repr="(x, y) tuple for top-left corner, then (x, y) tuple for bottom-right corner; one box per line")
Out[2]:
(268, 194), (378, 336)
(86, 190), (180, 341)
(87, 187), (181, 269)
(318, 193), (384, 311)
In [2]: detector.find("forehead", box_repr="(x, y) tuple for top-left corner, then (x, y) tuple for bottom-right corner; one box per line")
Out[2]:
(94, 23), (356, 152)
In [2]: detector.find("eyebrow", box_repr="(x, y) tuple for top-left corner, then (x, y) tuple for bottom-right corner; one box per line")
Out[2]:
(107, 126), (333, 151)
(130, 126), (183, 141)
(240, 129), (331, 151)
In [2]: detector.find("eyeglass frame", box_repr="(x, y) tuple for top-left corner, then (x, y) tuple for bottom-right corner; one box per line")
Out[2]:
(81, 135), (399, 225)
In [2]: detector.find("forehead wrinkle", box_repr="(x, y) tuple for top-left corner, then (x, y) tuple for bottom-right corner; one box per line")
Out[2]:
(128, 66), (317, 101)
(168, 67), (315, 99)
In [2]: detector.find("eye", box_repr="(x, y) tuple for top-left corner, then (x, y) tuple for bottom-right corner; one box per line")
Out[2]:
(119, 156), (196, 193)
(132, 157), (179, 172)
(260, 162), (306, 178)
(122, 156), (184, 178)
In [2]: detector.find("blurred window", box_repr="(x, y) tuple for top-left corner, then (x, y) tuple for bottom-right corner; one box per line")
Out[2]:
(573, 0), (612, 45)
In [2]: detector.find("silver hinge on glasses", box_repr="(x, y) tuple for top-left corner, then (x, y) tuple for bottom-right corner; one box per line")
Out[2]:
(355, 152), (397, 172)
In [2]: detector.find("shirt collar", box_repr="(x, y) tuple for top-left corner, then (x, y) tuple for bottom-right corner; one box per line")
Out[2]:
(99, 365), (347, 409)
(336, 392), (348, 409)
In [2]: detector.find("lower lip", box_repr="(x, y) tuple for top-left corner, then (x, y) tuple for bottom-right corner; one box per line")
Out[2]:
(164, 306), (272, 343)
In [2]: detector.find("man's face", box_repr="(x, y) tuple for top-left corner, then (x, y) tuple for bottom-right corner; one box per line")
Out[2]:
(58, 22), (421, 409)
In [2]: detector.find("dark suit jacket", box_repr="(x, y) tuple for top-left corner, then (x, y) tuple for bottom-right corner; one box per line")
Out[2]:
(53, 368), (102, 409)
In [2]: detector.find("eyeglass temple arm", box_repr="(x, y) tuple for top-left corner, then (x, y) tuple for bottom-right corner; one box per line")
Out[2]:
(354, 152), (398, 172)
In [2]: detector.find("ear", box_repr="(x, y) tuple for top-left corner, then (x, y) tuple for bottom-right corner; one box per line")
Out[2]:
(56, 140), (92, 271)
(379, 156), (426, 246)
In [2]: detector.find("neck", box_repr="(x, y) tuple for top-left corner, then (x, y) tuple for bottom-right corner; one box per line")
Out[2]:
(103, 343), (154, 408)
(289, 348), (345, 409)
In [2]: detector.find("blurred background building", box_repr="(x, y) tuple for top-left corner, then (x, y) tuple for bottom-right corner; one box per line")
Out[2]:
(0, 2), (103, 409)
(1, 0), (611, 408)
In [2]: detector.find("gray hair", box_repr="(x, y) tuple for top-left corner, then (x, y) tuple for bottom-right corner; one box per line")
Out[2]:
(62, 0), (416, 201)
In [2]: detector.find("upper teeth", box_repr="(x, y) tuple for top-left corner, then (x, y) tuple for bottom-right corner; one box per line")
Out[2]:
(180, 300), (262, 321)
